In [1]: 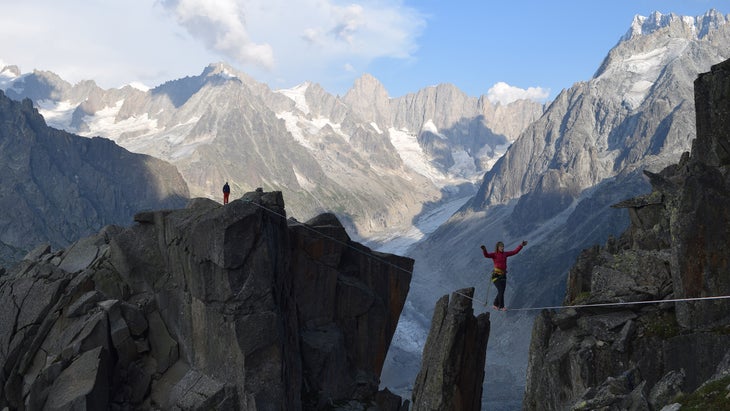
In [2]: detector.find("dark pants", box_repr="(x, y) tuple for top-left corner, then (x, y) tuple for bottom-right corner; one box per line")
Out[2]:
(493, 277), (507, 308)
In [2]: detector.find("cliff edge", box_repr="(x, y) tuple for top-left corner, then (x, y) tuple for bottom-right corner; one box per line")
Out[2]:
(524, 58), (730, 410)
(0, 190), (412, 410)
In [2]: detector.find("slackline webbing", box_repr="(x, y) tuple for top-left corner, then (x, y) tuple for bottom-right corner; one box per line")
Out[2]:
(507, 294), (730, 312)
(242, 198), (416, 275)
(242, 198), (730, 312)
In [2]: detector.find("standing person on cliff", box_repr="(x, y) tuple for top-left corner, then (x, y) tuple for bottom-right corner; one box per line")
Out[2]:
(481, 240), (527, 311)
(222, 182), (231, 204)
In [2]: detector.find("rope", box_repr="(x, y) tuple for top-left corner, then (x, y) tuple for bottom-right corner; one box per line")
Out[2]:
(241, 198), (415, 274)
(508, 294), (730, 312)
(241, 197), (730, 313)
(241, 197), (486, 304)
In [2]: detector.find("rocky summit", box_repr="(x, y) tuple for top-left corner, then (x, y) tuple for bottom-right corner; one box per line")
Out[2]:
(523, 58), (730, 410)
(412, 287), (490, 411)
(0, 189), (414, 410)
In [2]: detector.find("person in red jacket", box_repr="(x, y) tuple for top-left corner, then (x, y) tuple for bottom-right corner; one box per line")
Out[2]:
(481, 240), (527, 311)
(222, 182), (231, 204)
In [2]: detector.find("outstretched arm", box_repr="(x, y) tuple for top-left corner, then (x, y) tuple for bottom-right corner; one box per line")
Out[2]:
(480, 244), (493, 258)
(505, 241), (527, 256)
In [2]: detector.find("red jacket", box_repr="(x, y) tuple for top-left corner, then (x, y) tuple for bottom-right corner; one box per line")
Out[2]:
(482, 244), (523, 272)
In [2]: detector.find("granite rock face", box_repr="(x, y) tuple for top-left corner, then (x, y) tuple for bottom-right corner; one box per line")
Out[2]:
(411, 288), (490, 411)
(0, 90), (189, 267)
(0, 190), (413, 410)
(523, 59), (730, 410)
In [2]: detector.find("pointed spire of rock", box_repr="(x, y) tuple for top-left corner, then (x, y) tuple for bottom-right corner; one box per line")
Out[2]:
(412, 287), (490, 411)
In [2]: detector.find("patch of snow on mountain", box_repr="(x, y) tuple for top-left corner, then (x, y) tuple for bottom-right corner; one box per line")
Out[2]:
(388, 127), (444, 184)
(449, 148), (477, 178)
(80, 100), (159, 139)
(625, 39), (688, 108)
(126, 82), (150, 92)
(370, 122), (383, 134)
(421, 119), (446, 139)
(598, 37), (689, 109)
(276, 83), (310, 114)
(218, 67), (239, 81)
(278, 111), (350, 148)
(311, 116), (348, 141)
(164, 128), (215, 160)
(370, 194), (471, 255)
(35, 99), (77, 130)
(96, 120), (201, 161)
(624, 47), (668, 76)
(277, 111), (315, 149)
(625, 80), (655, 108)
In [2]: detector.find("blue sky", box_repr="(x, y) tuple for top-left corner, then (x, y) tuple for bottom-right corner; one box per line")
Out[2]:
(0, 1), (728, 104)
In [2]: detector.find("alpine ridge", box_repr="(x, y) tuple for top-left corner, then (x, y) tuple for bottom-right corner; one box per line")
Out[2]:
(0, 90), (189, 266)
(0, 61), (544, 243)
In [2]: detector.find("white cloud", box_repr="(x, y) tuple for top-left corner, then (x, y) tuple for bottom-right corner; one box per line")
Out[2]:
(0, 0), (425, 94)
(0, 1), (214, 89)
(160, 0), (426, 92)
(487, 81), (550, 105)
(161, 0), (275, 69)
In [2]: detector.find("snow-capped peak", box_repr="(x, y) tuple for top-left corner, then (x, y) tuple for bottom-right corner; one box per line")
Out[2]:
(621, 9), (728, 42)
(276, 82), (311, 114)
(202, 62), (242, 82)
(125, 82), (150, 92)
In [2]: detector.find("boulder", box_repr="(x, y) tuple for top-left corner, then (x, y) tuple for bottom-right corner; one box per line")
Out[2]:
(43, 347), (110, 411)
(649, 369), (685, 409)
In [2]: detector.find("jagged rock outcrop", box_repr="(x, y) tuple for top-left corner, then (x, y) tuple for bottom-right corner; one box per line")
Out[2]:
(523, 58), (730, 410)
(0, 190), (413, 410)
(411, 288), (490, 411)
(0, 90), (189, 267)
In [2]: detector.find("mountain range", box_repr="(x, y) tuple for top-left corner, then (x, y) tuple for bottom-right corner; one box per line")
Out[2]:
(1, 8), (729, 410)
(0, 61), (543, 243)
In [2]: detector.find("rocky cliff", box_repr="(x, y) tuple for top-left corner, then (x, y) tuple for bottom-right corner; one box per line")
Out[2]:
(523, 58), (730, 410)
(411, 288), (490, 411)
(0, 90), (189, 267)
(0, 189), (413, 410)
